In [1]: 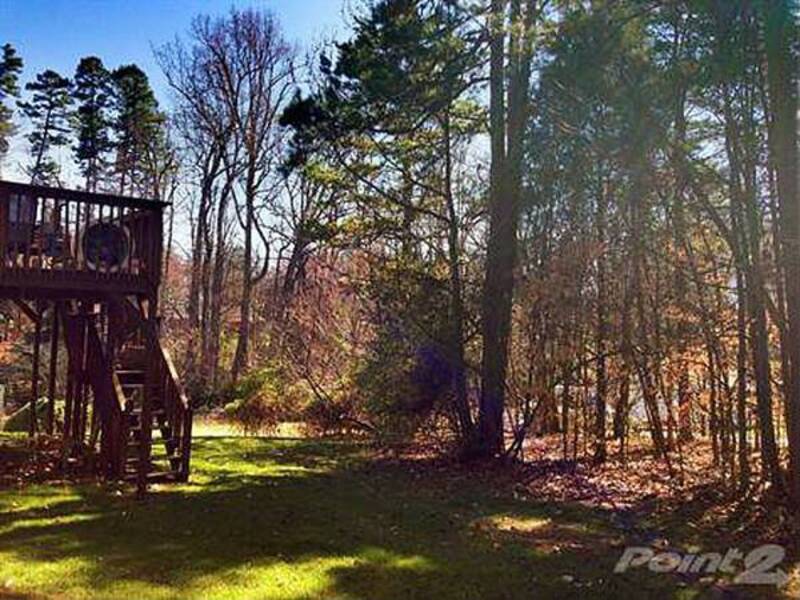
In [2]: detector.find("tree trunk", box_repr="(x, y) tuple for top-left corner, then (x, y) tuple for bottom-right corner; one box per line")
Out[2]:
(477, 0), (534, 457)
(594, 174), (608, 463)
(762, 0), (800, 501)
(207, 183), (232, 390)
(186, 162), (216, 391)
(736, 267), (751, 489)
(232, 170), (256, 381)
(443, 110), (473, 440)
(476, 0), (510, 456)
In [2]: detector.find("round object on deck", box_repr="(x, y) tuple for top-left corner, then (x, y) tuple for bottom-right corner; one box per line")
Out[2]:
(82, 222), (130, 272)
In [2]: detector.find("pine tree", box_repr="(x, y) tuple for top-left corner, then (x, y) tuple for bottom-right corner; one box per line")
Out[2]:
(17, 69), (72, 185)
(0, 43), (23, 172)
(111, 64), (161, 195)
(73, 56), (113, 191)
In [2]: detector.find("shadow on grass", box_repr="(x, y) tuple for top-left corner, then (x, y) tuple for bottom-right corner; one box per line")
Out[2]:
(0, 436), (793, 599)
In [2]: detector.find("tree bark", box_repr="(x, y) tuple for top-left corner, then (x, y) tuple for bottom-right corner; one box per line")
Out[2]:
(476, 0), (510, 456)
(477, 0), (534, 457)
(594, 174), (608, 463)
(443, 109), (473, 439)
(232, 170), (256, 381)
(762, 0), (800, 501)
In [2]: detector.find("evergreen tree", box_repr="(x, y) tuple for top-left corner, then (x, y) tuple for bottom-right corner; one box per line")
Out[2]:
(17, 69), (72, 185)
(73, 56), (113, 191)
(111, 64), (161, 195)
(282, 0), (483, 444)
(0, 43), (23, 172)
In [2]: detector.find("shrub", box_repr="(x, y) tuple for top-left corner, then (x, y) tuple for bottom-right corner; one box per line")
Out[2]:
(221, 364), (300, 435)
(223, 397), (281, 436)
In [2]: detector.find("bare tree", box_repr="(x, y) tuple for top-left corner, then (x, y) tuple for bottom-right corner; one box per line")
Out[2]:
(188, 9), (296, 381)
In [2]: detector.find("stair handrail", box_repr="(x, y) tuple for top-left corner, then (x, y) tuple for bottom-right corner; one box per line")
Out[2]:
(140, 317), (193, 481)
(159, 343), (190, 412)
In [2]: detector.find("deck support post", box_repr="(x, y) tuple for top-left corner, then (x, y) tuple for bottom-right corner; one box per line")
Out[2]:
(47, 302), (59, 434)
(29, 301), (42, 437)
(77, 305), (90, 447)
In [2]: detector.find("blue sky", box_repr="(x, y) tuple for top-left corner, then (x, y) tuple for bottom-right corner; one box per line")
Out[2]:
(0, 0), (347, 102)
(0, 0), (348, 179)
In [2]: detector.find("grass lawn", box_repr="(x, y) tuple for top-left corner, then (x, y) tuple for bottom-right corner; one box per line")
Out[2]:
(0, 430), (793, 599)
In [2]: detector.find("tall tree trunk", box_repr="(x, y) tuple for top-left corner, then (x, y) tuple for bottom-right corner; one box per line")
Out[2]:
(762, 0), (800, 501)
(185, 200), (207, 390)
(232, 171), (256, 381)
(476, 0), (510, 456)
(746, 263), (783, 489)
(719, 61), (783, 492)
(627, 138), (667, 460)
(735, 267), (751, 489)
(707, 344), (720, 465)
(443, 110), (473, 440)
(199, 208), (214, 388)
(477, 0), (534, 456)
(594, 174), (608, 463)
(207, 183), (232, 390)
(186, 153), (218, 391)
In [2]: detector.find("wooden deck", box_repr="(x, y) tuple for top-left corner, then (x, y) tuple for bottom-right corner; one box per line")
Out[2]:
(0, 180), (191, 491)
(0, 180), (165, 299)
(0, 268), (153, 299)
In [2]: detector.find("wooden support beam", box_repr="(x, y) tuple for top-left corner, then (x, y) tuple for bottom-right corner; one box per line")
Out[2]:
(29, 301), (42, 437)
(78, 306), (89, 446)
(12, 298), (39, 323)
(59, 304), (77, 456)
(47, 302), (59, 435)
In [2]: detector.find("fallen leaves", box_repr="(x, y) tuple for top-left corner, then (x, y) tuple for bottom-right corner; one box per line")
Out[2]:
(0, 435), (89, 488)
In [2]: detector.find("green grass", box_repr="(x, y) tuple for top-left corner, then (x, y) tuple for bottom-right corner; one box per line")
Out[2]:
(0, 433), (787, 599)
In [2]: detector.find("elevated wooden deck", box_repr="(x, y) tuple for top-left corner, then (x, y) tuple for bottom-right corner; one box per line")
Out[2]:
(0, 180), (190, 492)
(0, 180), (166, 300)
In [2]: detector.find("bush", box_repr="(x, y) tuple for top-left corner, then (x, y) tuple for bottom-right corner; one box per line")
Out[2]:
(302, 396), (348, 436)
(221, 364), (300, 435)
(223, 397), (281, 436)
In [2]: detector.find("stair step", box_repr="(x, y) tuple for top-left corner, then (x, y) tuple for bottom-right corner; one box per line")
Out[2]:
(119, 346), (148, 362)
(128, 409), (166, 419)
(117, 369), (146, 384)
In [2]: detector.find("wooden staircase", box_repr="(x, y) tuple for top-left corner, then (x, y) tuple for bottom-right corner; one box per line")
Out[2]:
(60, 298), (192, 488)
(118, 340), (192, 484)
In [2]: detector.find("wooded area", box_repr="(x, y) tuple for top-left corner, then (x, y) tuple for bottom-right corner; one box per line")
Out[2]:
(1, 0), (800, 597)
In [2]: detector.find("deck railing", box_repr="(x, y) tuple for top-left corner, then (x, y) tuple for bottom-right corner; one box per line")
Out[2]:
(156, 341), (193, 480)
(0, 180), (165, 290)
